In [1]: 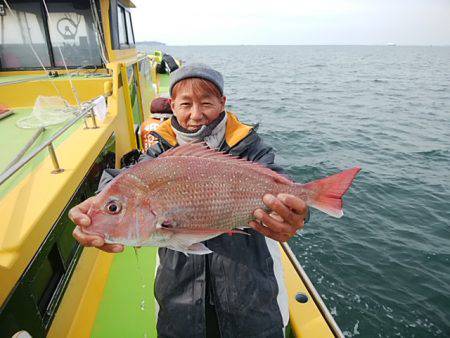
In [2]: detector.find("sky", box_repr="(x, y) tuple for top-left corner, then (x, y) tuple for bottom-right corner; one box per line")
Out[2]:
(131, 0), (450, 46)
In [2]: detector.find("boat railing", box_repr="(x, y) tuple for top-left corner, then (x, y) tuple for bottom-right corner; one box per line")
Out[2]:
(0, 71), (110, 88)
(281, 242), (345, 338)
(0, 96), (105, 186)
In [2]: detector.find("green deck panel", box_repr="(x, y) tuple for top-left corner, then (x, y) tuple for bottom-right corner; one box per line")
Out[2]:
(91, 247), (158, 338)
(0, 74), (44, 84)
(158, 74), (170, 94)
(0, 73), (112, 198)
(0, 73), (111, 85)
(0, 108), (82, 199)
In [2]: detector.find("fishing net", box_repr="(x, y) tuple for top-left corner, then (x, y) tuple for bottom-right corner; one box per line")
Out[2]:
(16, 96), (79, 129)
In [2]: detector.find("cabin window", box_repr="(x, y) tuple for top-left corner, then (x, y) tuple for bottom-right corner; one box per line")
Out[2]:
(125, 11), (135, 45)
(117, 5), (127, 46)
(0, 2), (51, 69)
(0, 0), (103, 70)
(45, 0), (102, 67)
(116, 3), (135, 49)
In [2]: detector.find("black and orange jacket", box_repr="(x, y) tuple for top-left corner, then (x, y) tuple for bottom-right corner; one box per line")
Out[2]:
(151, 111), (252, 148)
(146, 111), (280, 161)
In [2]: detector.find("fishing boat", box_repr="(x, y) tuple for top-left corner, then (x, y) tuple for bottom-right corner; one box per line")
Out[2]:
(0, 1), (343, 337)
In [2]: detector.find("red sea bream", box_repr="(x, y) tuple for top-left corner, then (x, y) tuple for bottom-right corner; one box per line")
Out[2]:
(81, 143), (360, 254)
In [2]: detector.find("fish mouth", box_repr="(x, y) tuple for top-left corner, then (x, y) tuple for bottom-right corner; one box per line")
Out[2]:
(79, 227), (105, 239)
(78, 228), (119, 245)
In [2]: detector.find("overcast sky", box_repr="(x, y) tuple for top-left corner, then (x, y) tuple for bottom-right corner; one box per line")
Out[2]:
(132, 0), (450, 45)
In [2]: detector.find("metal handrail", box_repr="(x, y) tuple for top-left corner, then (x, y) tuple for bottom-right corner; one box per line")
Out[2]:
(0, 68), (110, 88)
(123, 54), (149, 67)
(2, 127), (45, 172)
(281, 242), (344, 338)
(0, 99), (101, 186)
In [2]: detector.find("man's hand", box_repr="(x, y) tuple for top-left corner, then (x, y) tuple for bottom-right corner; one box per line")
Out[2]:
(69, 196), (124, 253)
(249, 193), (308, 242)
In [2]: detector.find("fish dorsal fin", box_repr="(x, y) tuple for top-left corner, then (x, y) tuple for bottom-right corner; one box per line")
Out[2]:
(158, 142), (294, 185)
(159, 142), (226, 160)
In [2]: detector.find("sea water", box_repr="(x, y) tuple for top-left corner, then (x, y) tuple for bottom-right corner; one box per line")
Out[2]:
(139, 44), (450, 337)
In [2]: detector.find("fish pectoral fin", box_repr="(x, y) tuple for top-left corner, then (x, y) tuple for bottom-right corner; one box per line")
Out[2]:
(167, 242), (212, 255)
(185, 243), (213, 255)
(229, 229), (250, 236)
(168, 233), (216, 255)
(163, 227), (224, 234)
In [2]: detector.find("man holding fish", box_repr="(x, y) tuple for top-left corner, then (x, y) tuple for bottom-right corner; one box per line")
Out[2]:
(70, 64), (359, 337)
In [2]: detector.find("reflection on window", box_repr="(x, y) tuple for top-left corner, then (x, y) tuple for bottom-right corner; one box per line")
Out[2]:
(46, 0), (102, 67)
(118, 6), (127, 46)
(125, 11), (135, 45)
(0, 2), (51, 69)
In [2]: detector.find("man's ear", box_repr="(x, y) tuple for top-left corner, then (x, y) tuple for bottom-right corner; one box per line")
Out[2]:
(169, 98), (175, 111)
(221, 96), (227, 110)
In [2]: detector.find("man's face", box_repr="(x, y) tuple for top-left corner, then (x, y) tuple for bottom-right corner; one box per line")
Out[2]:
(170, 84), (226, 132)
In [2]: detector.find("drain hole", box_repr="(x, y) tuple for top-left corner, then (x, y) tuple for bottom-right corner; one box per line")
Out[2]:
(295, 292), (308, 303)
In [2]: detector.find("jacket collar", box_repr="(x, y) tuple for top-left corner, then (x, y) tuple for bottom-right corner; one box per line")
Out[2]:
(153, 111), (253, 148)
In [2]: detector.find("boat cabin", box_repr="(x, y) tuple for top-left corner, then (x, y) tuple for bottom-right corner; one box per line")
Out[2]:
(0, 0), (137, 71)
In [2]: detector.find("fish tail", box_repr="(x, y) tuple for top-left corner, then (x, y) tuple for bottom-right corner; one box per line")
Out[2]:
(297, 167), (360, 218)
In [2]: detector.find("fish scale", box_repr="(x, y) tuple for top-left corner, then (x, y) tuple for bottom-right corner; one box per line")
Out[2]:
(83, 143), (360, 254)
(148, 169), (280, 230)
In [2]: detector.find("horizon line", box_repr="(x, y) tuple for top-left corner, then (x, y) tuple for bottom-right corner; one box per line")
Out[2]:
(135, 42), (450, 47)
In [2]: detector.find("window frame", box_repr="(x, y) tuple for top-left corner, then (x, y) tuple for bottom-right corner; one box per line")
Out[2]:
(0, 1), (53, 70)
(117, 5), (128, 47)
(116, 2), (135, 49)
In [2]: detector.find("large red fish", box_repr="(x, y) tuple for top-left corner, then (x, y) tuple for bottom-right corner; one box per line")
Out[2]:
(81, 143), (360, 254)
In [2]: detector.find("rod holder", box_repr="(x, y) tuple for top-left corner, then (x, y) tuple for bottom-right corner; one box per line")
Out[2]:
(90, 108), (99, 129)
(47, 143), (64, 174)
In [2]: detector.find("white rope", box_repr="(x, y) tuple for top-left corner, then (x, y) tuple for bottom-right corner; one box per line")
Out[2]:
(41, 0), (81, 106)
(90, 0), (109, 65)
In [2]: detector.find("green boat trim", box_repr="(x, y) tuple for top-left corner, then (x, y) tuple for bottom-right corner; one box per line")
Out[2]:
(0, 73), (111, 86)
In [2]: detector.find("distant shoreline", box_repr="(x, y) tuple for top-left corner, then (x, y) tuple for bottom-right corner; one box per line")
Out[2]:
(136, 41), (166, 46)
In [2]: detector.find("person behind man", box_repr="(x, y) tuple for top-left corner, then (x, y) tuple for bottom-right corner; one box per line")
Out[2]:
(69, 64), (308, 337)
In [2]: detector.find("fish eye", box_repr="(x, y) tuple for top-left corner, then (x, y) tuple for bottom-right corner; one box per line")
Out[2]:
(106, 200), (122, 214)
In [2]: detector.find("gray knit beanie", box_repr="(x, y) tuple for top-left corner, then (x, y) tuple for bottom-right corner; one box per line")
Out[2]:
(169, 63), (224, 97)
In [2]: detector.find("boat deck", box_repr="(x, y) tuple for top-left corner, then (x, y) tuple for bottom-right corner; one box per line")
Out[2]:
(90, 71), (162, 336)
(90, 247), (158, 338)
(0, 71), (112, 198)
